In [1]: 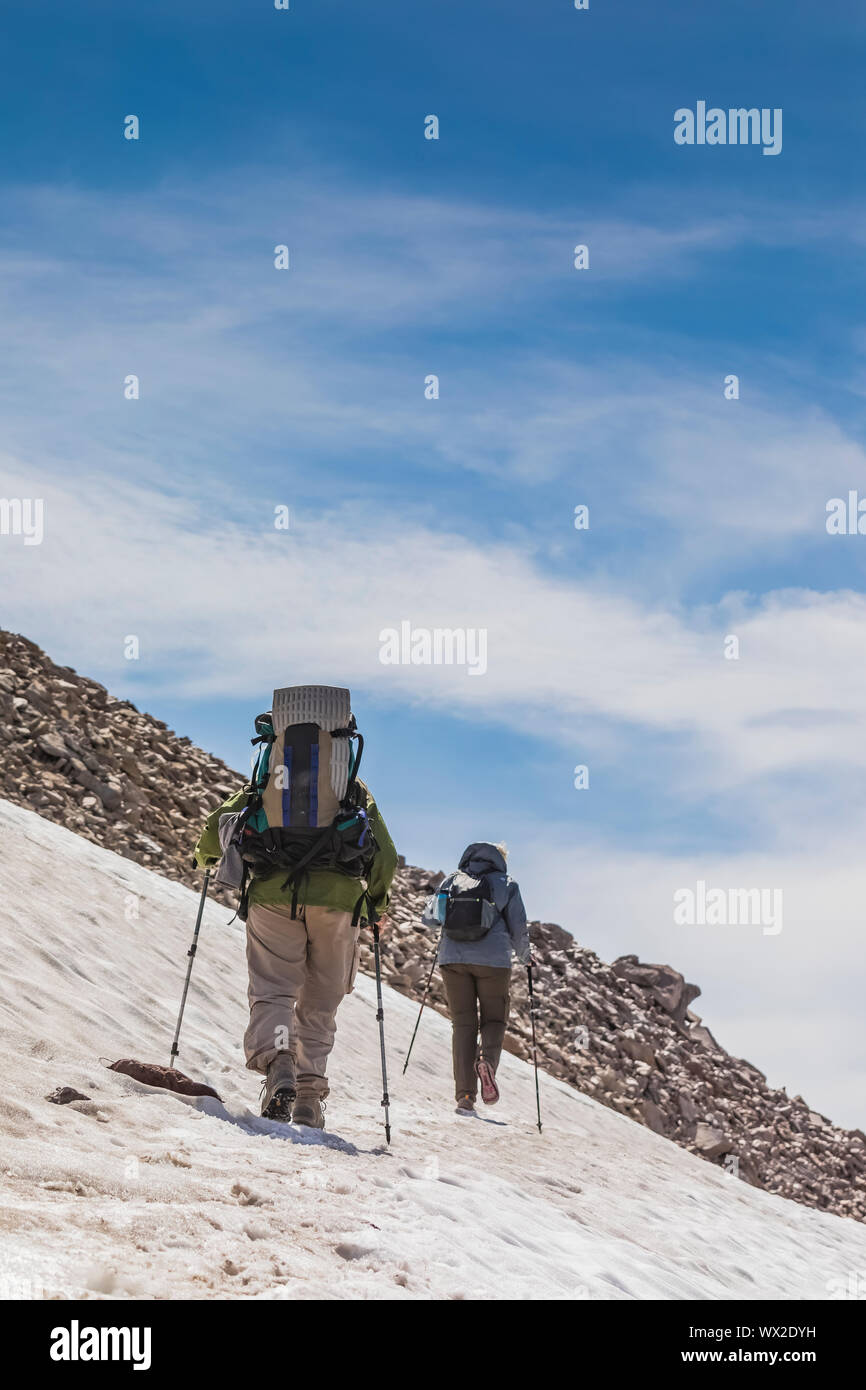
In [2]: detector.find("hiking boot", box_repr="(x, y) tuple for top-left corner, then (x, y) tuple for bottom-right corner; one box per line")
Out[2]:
(476, 1058), (500, 1106)
(292, 1093), (326, 1128)
(261, 1054), (297, 1121)
(455, 1092), (476, 1116)
(262, 1086), (296, 1122)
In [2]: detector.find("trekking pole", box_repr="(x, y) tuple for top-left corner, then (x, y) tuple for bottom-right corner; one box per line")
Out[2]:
(371, 917), (392, 1144)
(402, 931), (442, 1074)
(169, 870), (211, 1068)
(526, 959), (543, 1133)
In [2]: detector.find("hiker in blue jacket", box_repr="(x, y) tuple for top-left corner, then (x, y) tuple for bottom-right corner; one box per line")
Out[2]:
(429, 842), (530, 1115)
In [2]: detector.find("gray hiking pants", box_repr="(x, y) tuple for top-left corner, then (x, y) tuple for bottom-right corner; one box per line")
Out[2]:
(439, 963), (511, 1099)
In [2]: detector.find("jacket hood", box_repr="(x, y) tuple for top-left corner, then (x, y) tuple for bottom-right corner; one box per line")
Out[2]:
(459, 842), (507, 876)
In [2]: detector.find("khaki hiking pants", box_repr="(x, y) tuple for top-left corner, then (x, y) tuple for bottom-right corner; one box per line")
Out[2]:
(439, 963), (512, 1099)
(244, 902), (361, 1097)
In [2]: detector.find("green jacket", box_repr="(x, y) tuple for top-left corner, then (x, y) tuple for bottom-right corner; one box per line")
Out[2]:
(193, 781), (398, 919)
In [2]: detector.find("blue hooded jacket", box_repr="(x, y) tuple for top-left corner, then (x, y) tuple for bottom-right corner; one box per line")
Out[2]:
(434, 842), (530, 969)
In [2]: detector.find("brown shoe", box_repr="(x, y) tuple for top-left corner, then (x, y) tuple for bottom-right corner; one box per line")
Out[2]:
(455, 1092), (476, 1116)
(261, 1054), (297, 1121)
(476, 1058), (500, 1105)
(262, 1086), (296, 1122)
(293, 1092), (326, 1128)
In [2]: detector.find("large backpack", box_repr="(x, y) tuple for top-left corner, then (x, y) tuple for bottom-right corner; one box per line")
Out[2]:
(231, 697), (378, 924)
(442, 870), (499, 941)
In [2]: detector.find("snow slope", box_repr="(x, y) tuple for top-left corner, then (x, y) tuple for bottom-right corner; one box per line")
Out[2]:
(0, 799), (864, 1302)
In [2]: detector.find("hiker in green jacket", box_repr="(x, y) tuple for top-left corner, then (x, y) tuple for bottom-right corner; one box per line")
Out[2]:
(194, 689), (397, 1129)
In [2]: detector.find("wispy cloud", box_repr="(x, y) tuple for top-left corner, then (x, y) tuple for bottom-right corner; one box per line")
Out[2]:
(4, 457), (865, 802)
(2, 172), (866, 603)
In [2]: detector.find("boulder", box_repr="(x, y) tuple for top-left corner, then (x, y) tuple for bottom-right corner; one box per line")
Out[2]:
(641, 1099), (667, 1135)
(108, 1059), (222, 1101)
(611, 955), (700, 1025)
(37, 733), (69, 760)
(618, 1032), (656, 1067)
(67, 758), (122, 811)
(694, 1123), (734, 1159)
(689, 1023), (722, 1052)
(45, 1086), (92, 1105)
(677, 1092), (699, 1124)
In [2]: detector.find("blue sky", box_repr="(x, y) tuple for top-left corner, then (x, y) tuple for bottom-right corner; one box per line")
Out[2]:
(2, 1), (866, 1122)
